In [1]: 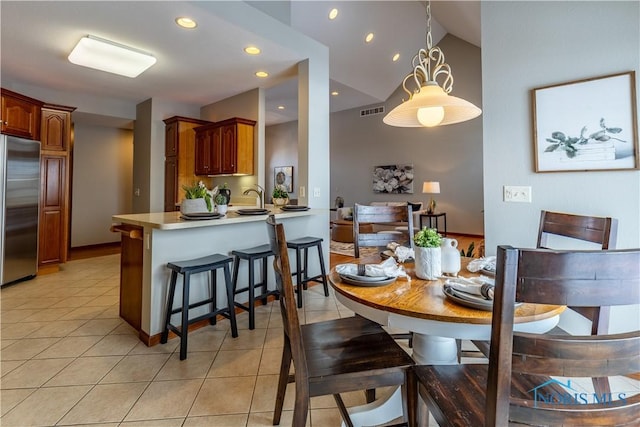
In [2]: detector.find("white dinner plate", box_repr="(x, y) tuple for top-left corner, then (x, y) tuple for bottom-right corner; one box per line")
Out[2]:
(339, 274), (397, 287)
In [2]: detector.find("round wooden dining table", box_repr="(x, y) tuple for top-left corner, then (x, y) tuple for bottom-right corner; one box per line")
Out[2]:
(329, 260), (565, 365)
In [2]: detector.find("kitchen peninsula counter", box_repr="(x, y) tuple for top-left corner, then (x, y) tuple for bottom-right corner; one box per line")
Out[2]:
(112, 208), (328, 346)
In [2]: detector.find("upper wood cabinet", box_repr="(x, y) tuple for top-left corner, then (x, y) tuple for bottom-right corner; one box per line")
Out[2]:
(1, 88), (43, 140)
(41, 105), (74, 151)
(194, 117), (256, 176)
(163, 116), (212, 212)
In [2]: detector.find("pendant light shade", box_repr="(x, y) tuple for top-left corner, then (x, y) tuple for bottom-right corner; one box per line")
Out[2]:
(384, 83), (482, 127)
(383, 1), (481, 128)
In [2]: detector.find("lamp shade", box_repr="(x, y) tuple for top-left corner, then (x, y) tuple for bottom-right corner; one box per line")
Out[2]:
(384, 84), (482, 127)
(68, 35), (156, 78)
(422, 181), (440, 194)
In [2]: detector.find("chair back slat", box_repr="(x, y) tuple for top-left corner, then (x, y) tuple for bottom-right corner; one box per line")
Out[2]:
(515, 249), (640, 306)
(537, 210), (618, 248)
(266, 215), (309, 383)
(510, 394), (640, 427)
(485, 245), (640, 427)
(353, 203), (414, 258)
(512, 332), (640, 377)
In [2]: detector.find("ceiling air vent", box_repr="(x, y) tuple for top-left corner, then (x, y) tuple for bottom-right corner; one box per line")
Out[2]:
(360, 106), (385, 117)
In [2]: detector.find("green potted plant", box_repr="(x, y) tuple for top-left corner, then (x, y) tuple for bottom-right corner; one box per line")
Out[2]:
(180, 181), (212, 214)
(413, 227), (442, 280)
(272, 186), (289, 207)
(214, 193), (228, 215)
(218, 182), (231, 205)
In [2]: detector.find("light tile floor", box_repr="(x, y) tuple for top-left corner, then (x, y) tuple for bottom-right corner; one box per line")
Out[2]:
(0, 254), (415, 426)
(5, 254), (635, 426)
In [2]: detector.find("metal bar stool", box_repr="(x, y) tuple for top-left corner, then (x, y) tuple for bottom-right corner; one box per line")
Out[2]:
(286, 236), (329, 308)
(231, 244), (280, 330)
(161, 254), (238, 360)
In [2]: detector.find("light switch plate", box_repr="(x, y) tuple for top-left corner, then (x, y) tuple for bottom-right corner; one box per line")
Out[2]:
(503, 186), (532, 203)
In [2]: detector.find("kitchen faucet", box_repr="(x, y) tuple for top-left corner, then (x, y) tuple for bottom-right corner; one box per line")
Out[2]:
(242, 184), (264, 209)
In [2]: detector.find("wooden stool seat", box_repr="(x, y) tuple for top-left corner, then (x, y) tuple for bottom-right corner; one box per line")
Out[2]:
(286, 236), (329, 308)
(231, 244), (279, 330)
(161, 253), (238, 360)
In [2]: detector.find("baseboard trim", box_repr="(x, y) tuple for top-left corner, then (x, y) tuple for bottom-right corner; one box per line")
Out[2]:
(69, 242), (121, 260)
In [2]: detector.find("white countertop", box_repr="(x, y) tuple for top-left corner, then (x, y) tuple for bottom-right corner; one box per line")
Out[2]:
(112, 208), (322, 230)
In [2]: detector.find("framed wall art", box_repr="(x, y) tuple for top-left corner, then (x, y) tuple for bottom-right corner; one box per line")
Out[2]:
(532, 71), (638, 172)
(372, 164), (414, 194)
(274, 166), (293, 193)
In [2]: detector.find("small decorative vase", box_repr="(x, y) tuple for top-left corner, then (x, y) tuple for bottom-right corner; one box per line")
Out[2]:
(415, 246), (442, 280)
(218, 188), (231, 205)
(216, 204), (228, 215)
(441, 238), (461, 276)
(273, 197), (289, 207)
(180, 198), (208, 215)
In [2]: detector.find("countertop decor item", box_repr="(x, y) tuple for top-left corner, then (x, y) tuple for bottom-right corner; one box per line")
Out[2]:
(383, 0), (481, 127)
(214, 193), (227, 215)
(180, 181), (211, 214)
(272, 186), (289, 207)
(414, 227), (442, 280)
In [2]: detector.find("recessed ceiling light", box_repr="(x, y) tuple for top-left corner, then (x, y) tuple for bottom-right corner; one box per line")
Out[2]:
(392, 53), (400, 62)
(328, 8), (339, 20)
(365, 33), (374, 43)
(244, 46), (261, 55)
(175, 17), (197, 29)
(277, 105), (285, 110)
(331, 91), (339, 96)
(255, 71), (269, 78)
(68, 35), (156, 78)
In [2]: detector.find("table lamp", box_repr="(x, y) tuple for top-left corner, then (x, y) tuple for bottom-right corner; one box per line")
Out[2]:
(422, 181), (440, 214)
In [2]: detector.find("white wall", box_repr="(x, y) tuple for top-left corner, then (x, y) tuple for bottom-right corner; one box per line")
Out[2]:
(482, 1), (640, 333)
(71, 124), (133, 246)
(266, 120), (298, 198)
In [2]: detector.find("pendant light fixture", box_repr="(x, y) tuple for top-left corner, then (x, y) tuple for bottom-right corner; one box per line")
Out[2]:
(383, 1), (481, 127)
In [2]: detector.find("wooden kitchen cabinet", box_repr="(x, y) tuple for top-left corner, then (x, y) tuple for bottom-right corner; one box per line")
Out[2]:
(163, 116), (211, 212)
(1, 88), (43, 140)
(194, 117), (255, 176)
(39, 103), (75, 268)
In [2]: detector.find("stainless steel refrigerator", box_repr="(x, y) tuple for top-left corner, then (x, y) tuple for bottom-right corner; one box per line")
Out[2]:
(0, 134), (40, 286)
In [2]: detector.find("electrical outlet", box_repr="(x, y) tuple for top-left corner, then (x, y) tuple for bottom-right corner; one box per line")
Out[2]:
(313, 187), (321, 197)
(299, 186), (305, 198)
(503, 186), (532, 203)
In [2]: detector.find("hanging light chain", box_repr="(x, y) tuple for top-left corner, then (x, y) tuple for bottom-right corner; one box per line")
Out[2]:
(400, 0), (454, 100)
(426, 1), (432, 50)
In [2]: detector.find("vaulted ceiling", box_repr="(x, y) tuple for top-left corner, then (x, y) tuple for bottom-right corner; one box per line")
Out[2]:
(0, 1), (480, 125)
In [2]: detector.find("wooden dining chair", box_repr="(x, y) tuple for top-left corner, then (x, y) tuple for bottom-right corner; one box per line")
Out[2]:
(353, 203), (414, 258)
(537, 210), (618, 334)
(266, 215), (417, 427)
(468, 210), (619, 362)
(414, 245), (640, 427)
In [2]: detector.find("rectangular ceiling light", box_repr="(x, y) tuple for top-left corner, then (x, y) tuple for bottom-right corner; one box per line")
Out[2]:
(68, 35), (156, 78)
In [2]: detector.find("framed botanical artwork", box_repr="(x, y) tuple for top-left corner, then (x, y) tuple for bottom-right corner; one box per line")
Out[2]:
(532, 71), (638, 172)
(372, 164), (414, 194)
(274, 166), (293, 193)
